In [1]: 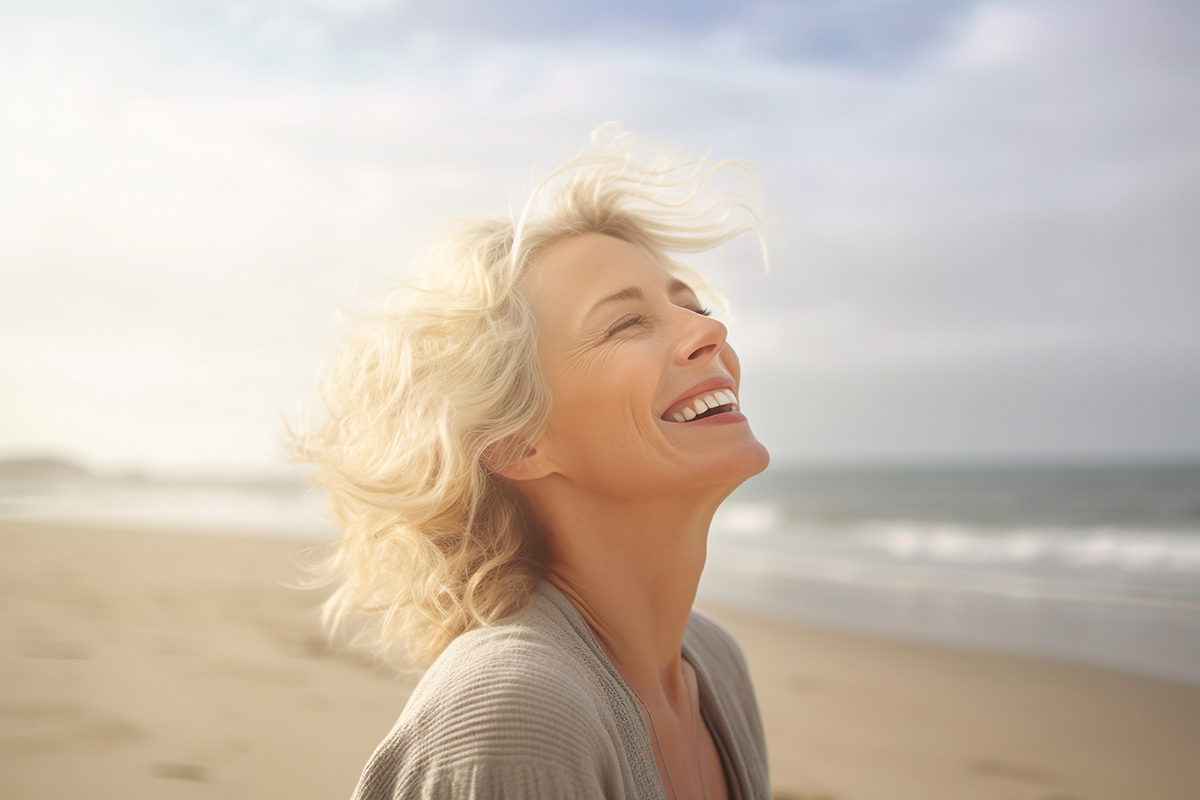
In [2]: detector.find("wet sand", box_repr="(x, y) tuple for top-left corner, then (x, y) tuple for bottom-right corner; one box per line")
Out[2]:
(2, 521), (1198, 800)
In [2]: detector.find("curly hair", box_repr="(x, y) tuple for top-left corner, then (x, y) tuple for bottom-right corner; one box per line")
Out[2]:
(286, 125), (763, 666)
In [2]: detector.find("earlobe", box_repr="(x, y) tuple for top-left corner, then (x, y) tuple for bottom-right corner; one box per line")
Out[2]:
(490, 441), (557, 483)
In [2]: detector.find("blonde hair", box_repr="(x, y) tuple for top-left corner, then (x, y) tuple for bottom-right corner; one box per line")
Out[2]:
(287, 126), (763, 667)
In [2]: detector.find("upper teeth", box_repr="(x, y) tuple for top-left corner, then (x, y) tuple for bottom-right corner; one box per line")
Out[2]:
(671, 390), (738, 423)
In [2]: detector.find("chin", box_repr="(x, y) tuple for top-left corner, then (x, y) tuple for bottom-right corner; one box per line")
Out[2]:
(731, 437), (771, 481)
(692, 434), (770, 495)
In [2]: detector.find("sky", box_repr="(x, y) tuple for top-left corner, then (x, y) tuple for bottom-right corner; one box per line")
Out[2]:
(2, 0), (1198, 474)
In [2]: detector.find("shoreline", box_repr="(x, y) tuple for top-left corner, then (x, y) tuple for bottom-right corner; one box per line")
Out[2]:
(3, 521), (1199, 799)
(699, 553), (1200, 689)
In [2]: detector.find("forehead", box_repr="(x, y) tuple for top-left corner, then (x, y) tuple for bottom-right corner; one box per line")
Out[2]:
(525, 233), (683, 314)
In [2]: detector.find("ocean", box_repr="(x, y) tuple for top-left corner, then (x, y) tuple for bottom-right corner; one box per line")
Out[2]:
(3, 462), (1198, 686)
(704, 464), (1200, 687)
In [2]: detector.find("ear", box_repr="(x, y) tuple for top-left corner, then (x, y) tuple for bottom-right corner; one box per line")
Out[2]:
(489, 438), (557, 483)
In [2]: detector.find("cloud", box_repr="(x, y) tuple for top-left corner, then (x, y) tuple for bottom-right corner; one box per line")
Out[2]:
(947, 4), (1043, 67)
(1, 0), (1197, 469)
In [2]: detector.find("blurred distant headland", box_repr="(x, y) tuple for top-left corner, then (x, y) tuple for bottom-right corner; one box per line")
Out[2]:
(0, 457), (92, 482)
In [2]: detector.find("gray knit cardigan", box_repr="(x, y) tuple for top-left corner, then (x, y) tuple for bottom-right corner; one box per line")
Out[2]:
(352, 580), (770, 799)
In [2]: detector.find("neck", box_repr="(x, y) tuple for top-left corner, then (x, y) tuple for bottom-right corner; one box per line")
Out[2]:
(526, 478), (724, 705)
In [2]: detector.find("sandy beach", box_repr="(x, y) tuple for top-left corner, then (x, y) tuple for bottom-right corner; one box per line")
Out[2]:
(2, 521), (1198, 800)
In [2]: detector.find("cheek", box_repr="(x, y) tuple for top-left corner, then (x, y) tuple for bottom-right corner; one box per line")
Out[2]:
(545, 369), (623, 450)
(547, 355), (661, 458)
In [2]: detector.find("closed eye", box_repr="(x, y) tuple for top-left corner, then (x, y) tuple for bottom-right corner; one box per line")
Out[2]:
(605, 305), (709, 339)
(605, 314), (643, 338)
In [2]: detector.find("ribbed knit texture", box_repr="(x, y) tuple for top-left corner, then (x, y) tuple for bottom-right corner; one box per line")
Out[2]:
(352, 581), (770, 800)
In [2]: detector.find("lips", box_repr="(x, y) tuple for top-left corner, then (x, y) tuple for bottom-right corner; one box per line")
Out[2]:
(662, 380), (740, 423)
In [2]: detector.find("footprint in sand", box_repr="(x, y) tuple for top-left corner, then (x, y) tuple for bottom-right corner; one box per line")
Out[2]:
(787, 674), (822, 693)
(150, 762), (208, 782)
(88, 717), (143, 746)
(969, 758), (1055, 785)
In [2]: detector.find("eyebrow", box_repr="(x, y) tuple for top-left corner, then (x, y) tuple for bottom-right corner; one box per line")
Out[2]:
(584, 278), (694, 321)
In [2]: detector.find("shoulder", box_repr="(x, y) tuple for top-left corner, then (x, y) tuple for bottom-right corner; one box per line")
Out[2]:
(407, 618), (614, 751)
(352, 598), (623, 799)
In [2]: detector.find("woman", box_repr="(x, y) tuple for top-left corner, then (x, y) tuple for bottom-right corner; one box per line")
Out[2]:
(291, 128), (772, 799)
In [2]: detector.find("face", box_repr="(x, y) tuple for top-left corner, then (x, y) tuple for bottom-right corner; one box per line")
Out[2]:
(522, 232), (769, 501)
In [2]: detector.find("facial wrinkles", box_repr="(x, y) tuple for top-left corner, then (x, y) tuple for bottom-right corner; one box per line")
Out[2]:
(536, 318), (620, 446)
(548, 318), (674, 474)
(552, 283), (659, 384)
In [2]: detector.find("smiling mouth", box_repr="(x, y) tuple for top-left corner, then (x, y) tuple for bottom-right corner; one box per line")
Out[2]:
(664, 389), (739, 423)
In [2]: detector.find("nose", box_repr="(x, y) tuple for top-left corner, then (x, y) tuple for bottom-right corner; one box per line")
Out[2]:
(676, 309), (728, 364)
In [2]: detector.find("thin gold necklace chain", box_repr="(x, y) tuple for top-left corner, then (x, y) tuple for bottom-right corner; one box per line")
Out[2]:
(629, 671), (706, 800)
